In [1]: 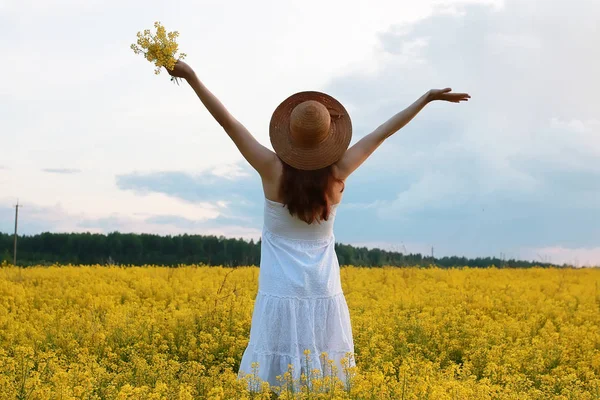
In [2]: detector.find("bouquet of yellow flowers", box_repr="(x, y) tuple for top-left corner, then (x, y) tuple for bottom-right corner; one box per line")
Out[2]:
(131, 22), (187, 84)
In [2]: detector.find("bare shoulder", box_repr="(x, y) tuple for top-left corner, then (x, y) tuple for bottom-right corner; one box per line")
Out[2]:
(331, 163), (347, 183)
(330, 164), (346, 204)
(331, 157), (352, 182)
(261, 156), (284, 201)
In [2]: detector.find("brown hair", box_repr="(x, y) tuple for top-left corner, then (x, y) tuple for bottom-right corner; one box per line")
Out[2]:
(279, 160), (344, 224)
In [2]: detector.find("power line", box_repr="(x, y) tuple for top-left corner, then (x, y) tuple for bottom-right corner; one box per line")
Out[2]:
(13, 201), (21, 266)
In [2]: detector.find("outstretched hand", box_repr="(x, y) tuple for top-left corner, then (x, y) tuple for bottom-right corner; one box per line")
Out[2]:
(165, 60), (195, 81)
(428, 88), (470, 103)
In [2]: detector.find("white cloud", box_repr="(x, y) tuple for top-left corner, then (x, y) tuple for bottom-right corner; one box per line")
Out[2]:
(42, 168), (81, 174)
(324, 0), (600, 262)
(521, 246), (600, 268)
(210, 163), (254, 179)
(0, 200), (261, 238)
(0, 168), (219, 222)
(380, 170), (470, 216)
(0, 0), (464, 230)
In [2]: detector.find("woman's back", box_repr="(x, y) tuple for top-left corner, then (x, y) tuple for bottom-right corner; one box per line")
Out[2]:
(263, 198), (338, 240)
(259, 198), (342, 298)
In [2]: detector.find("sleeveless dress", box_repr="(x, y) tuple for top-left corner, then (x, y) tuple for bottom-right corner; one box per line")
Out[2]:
(237, 198), (356, 390)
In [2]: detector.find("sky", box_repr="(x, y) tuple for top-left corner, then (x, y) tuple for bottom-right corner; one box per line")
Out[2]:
(1, 0), (599, 266)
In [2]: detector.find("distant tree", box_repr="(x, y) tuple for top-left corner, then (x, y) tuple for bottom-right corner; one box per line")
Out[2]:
(0, 232), (561, 268)
(2, 249), (11, 264)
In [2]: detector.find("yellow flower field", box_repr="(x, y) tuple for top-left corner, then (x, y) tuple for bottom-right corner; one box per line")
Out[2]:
(0, 264), (599, 399)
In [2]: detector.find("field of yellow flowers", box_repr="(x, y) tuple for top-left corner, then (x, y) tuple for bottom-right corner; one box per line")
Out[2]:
(0, 264), (599, 399)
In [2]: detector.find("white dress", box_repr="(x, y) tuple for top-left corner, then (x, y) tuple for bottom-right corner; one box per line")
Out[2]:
(238, 198), (356, 390)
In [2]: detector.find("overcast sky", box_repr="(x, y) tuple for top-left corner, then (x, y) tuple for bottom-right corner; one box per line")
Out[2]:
(1, 0), (599, 266)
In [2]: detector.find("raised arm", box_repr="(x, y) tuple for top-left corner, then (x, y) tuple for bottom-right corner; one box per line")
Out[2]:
(334, 88), (470, 180)
(167, 60), (280, 180)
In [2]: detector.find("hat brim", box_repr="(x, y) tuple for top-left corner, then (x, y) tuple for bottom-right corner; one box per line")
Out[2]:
(269, 91), (352, 170)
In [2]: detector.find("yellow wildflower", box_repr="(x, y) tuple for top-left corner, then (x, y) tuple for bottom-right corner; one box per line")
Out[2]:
(131, 21), (186, 77)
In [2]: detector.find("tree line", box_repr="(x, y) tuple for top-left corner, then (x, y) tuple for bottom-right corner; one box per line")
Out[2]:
(0, 232), (559, 268)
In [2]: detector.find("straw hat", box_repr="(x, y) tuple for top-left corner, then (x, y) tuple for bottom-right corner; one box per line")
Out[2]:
(269, 91), (352, 170)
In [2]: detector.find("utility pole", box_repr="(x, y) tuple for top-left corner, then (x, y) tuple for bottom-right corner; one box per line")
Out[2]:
(13, 201), (20, 266)
(431, 246), (434, 259)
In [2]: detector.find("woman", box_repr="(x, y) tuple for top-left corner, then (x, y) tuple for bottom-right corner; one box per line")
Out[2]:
(167, 61), (470, 390)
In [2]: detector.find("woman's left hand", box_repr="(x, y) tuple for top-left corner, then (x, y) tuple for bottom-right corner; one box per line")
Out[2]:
(428, 88), (470, 103)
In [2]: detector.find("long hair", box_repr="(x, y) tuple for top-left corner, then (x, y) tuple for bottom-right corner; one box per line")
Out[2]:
(279, 160), (344, 224)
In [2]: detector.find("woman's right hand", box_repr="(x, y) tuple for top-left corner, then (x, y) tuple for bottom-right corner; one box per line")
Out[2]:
(166, 60), (195, 81)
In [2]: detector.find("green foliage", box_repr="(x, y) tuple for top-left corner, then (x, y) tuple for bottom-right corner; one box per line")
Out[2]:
(1, 248), (11, 263)
(0, 232), (557, 268)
